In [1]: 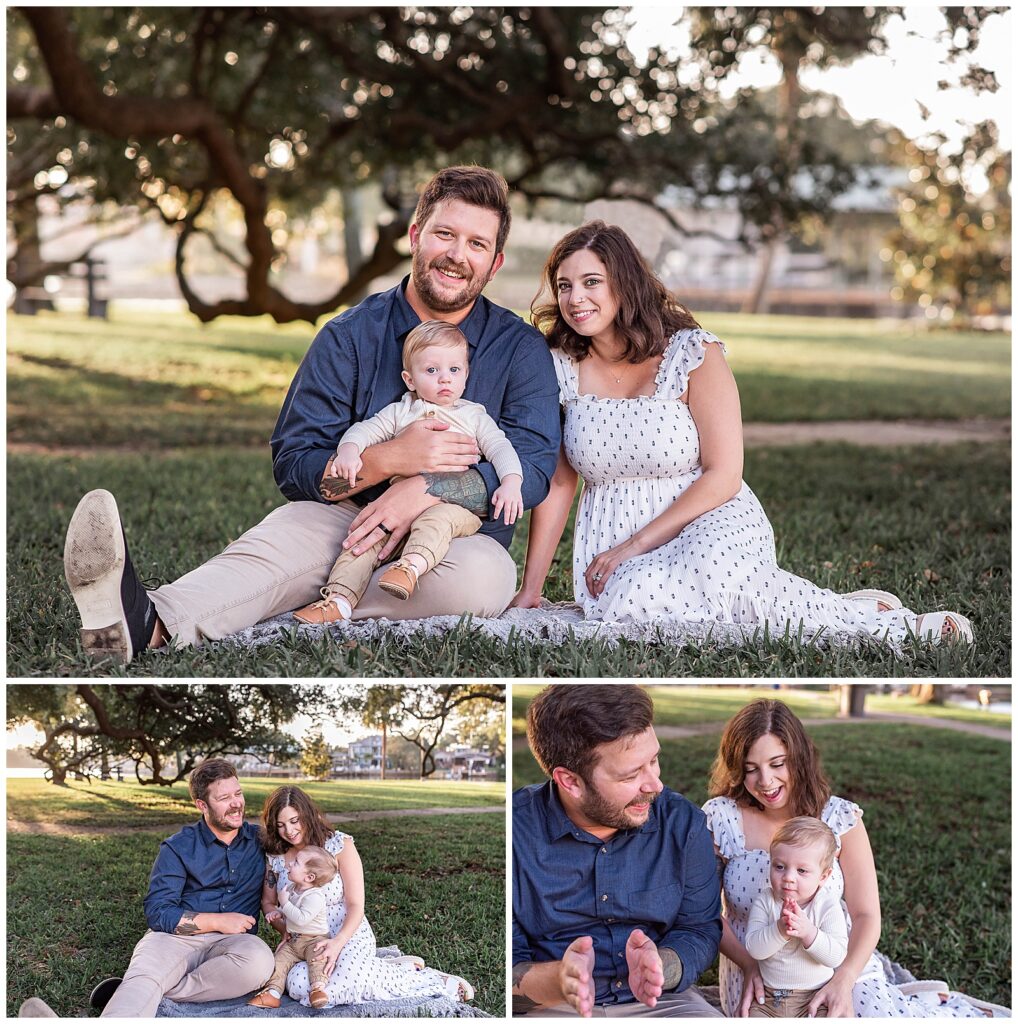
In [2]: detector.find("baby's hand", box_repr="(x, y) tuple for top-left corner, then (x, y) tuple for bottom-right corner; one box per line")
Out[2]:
(331, 443), (362, 488)
(492, 476), (523, 525)
(278, 886), (291, 906)
(782, 899), (817, 945)
(265, 909), (283, 924)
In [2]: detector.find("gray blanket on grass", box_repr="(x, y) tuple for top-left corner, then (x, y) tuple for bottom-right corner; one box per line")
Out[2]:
(157, 947), (488, 1018)
(224, 603), (895, 653)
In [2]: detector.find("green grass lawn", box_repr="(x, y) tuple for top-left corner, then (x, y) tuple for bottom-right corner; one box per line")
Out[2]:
(512, 685), (1011, 735)
(513, 723), (1011, 1005)
(9, 439), (1009, 677)
(7, 311), (1010, 448)
(6, 778), (504, 827)
(6, 812), (504, 1017)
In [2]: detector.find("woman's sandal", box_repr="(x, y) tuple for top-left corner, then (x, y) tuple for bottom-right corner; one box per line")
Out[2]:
(389, 954), (426, 970)
(845, 588), (903, 613)
(436, 972), (475, 1002)
(912, 611), (975, 644)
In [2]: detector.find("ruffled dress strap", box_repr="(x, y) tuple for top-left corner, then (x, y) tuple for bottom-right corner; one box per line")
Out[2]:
(656, 327), (728, 400)
(821, 794), (864, 851)
(701, 795), (745, 860)
(549, 347), (579, 405)
(325, 830), (349, 855)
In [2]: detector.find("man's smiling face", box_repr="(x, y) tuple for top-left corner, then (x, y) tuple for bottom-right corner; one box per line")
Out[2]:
(409, 198), (504, 314)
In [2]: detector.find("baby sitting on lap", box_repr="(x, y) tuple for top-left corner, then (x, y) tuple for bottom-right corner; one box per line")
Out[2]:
(248, 846), (337, 1009)
(745, 817), (849, 1018)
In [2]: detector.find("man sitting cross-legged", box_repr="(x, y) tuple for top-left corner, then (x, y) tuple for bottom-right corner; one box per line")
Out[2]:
(512, 684), (723, 1018)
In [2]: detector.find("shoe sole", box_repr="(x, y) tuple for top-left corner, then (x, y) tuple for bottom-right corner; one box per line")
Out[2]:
(64, 489), (132, 664)
(378, 580), (412, 600)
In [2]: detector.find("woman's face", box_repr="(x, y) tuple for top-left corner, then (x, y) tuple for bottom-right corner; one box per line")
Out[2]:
(276, 805), (305, 848)
(555, 250), (620, 345)
(743, 733), (792, 811)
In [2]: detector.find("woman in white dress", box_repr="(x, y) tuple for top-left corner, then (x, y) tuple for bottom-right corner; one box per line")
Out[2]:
(510, 220), (972, 648)
(703, 699), (994, 1018)
(257, 786), (473, 1008)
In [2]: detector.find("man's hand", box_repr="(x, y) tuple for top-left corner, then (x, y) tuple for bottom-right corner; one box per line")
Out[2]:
(211, 912), (257, 935)
(382, 418), (480, 476)
(342, 476), (440, 560)
(625, 929), (665, 1008)
(558, 936), (596, 1017)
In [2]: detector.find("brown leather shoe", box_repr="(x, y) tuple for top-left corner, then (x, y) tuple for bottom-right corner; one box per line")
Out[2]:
(378, 561), (419, 601)
(309, 987), (329, 1008)
(293, 589), (351, 625)
(247, 990), (281, 1008)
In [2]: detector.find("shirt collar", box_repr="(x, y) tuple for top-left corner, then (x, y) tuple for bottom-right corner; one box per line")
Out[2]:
(393, 275), (487, 352)
(541, 781), (661, 843)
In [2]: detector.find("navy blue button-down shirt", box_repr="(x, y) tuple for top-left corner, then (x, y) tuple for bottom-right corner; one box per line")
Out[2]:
(143, 818), (265, 934)
(512, 781), (721, 1005)
(270, 276), (561, 549)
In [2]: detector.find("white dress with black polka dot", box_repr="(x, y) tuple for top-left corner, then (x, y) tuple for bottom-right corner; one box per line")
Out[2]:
(551, 329), (923, 644)
(702, 795), (985, 1018)
(269, 831), (448, 1007)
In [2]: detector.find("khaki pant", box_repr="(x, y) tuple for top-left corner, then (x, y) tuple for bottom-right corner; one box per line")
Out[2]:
(102, 930), (274, 1018)
(325, 503), (481, 607)
(263, 933), (329, 996)
(748, 985), (828, 1018)
(534, 987), (723, 1018)
(149, 499), (516, 647)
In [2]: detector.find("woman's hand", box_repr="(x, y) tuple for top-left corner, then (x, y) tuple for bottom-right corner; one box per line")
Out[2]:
(584, 541), (638, 598)
(807, 968), (855, 1018)
(313, 935), (348, 978)
(508, 587), (543, 610)
(737, 961), (765, 1017)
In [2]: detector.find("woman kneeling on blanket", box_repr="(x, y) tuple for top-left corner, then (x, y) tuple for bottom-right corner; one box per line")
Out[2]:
(247, 786), (473, 1009)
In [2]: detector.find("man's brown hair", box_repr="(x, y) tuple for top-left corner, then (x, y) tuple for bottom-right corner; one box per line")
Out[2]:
(708, 699), (832, 817)
(526, 684), (655, 782)
(414, 165), (512, 254)
(188, 758), (239, 805)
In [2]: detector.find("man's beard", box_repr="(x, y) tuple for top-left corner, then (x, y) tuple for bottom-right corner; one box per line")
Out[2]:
(579, 784), (657, 831)
(208, 806), (243, 832)
(411, 246), (492, 313)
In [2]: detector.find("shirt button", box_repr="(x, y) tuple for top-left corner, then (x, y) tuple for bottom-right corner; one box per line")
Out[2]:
(600, 847), (607, 854)
(601, 894), (608, 902)
(615, 981), (623, 990)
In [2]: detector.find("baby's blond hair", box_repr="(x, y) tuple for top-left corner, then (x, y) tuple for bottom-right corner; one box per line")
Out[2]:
(402, 320), (468, 372)
(771, 816), (837, 873)
(297, 845), (338, 887)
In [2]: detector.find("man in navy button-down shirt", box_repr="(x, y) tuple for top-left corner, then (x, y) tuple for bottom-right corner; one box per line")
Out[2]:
(94, 759), (272, 1017)
(61, 165), (560, 662)
(513, 685), (722, 1018)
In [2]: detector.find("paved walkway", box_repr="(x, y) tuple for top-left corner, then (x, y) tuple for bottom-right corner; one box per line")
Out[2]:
(513, 711), (1009, 750)
(7, 803), (504, 836)
(743, 417), (1009, 447)
(7, 418), (1009, 459)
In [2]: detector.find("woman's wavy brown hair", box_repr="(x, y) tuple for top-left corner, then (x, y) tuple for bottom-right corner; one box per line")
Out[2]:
(260, 785), (334, 855)
(708, 699), (831, 817)
(531, 220), (700, 363)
